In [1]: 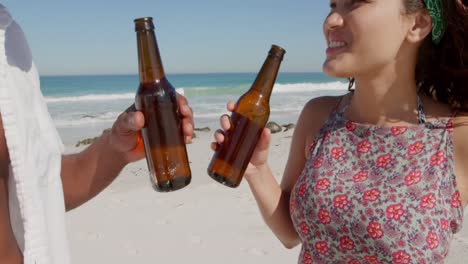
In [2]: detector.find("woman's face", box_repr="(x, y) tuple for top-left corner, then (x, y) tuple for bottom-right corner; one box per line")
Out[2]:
(322, 0), (414, 78)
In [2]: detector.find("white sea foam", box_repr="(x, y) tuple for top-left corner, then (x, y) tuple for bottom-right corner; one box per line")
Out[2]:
(49, 82), (347, 128)
(45, 82), (345, 104)
(273, 81), (347, 93)
(53, 112), (120, 127)
(45, 88), (185, 103)
(46, 93), (135, 103)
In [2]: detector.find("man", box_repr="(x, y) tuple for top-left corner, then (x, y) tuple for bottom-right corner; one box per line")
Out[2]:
(0, 4), (194, 263)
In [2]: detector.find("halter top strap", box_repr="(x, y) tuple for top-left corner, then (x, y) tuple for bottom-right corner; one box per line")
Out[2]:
(336, 94), (427, 124)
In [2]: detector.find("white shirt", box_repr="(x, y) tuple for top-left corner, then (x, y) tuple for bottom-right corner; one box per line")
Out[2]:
(0, 5), (70, 264)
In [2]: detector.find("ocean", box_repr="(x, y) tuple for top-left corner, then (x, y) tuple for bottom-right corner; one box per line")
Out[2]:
(41, 72), (348, 145)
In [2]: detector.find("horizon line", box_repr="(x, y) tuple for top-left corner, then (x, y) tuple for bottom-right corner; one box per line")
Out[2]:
(40, 71), (325, 78)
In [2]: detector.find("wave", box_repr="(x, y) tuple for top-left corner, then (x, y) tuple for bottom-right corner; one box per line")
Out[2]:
(46, 93), (135, 103)
(273, 81), (347, 93)
(45, 88), (185, 103)
(45, 82), (347, 104)
(53, 111), (120, 127)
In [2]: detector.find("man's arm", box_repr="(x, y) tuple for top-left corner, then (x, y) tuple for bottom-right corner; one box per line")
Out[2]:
(0, 114), (23, 263)
(61, 129), (129, 211)
(61, 96), (194, 211)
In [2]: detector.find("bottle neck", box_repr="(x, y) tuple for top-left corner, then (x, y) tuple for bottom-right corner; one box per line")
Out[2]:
(136, 30), (165, 84)
(249, 55), (282, 102)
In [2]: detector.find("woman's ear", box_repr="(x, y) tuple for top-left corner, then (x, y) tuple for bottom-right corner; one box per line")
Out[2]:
(406, 10), (432, 43)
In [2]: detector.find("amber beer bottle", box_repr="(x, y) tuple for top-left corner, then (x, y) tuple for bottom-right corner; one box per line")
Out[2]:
(207, 45), (285, 187)
(134, 17), (191, 192)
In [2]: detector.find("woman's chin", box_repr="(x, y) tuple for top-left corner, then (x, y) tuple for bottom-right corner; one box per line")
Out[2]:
(322, 65), (350, 78)
(322, 58), (355, 78)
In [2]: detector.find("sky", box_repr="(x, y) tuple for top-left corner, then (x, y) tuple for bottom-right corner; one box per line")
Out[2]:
(2, 0), (331, 76)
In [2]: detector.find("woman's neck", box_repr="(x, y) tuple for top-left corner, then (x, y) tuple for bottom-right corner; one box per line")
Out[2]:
(348, 67), (420, 126)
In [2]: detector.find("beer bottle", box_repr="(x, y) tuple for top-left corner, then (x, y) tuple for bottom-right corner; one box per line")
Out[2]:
(134, 17), (191, 192)
(207, 45), (285, 187)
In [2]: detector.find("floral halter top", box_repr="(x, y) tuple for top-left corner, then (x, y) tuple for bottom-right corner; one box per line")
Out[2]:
(290, 96), (464, 264)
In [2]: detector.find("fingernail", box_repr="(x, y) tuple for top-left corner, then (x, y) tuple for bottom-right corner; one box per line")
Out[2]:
(129, 114), (135, 129)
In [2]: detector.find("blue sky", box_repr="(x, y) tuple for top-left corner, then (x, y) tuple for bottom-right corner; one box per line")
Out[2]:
(2, 1), (330, 76)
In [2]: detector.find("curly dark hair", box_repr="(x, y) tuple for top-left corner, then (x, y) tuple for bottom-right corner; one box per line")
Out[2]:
(408, 0), (468, 109)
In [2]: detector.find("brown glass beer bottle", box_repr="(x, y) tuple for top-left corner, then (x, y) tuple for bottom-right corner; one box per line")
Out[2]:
(134, 17), (191, 192)
(207, 45), (285, 187)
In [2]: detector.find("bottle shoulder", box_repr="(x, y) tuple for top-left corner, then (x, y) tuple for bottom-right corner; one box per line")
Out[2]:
(235, 92), (270, 120)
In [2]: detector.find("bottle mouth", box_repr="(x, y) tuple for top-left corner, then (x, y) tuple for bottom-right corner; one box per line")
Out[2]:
(134, 17), (154, 31)
(269, 45), (286, 60)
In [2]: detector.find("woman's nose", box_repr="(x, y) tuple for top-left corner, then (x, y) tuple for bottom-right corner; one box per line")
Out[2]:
(324, 11), (344, 32)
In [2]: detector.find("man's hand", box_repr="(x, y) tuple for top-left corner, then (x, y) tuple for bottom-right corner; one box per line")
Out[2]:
(108, 93), (194, 163)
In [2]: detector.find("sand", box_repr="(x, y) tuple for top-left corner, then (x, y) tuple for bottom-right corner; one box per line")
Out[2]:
(65, 129), (468, 264)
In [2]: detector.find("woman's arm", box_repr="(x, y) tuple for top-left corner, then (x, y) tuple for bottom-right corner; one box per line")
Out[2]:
(215, 96), (340, 248)
(453, 112), (468, 208)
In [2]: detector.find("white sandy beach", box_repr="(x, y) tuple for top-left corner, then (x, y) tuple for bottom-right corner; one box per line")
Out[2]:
(65, 129), (468, 264)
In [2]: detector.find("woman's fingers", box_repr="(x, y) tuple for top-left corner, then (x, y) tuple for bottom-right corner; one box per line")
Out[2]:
(210, 142), (218, 151)
(226, 101), (236, 112)
(220, 114), (231, 131)
(214, 129), (225, 144)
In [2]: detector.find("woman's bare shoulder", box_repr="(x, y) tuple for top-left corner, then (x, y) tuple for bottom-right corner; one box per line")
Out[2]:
(301, 94), (348, 119)
(298, 93), (350, 131)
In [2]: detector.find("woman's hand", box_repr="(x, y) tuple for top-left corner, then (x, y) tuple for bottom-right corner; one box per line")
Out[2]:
(109, 93), (194, 163)
(210, 101), (271, 180)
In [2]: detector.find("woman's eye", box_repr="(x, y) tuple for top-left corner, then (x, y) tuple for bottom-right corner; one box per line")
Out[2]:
(352, 0), (369, 4)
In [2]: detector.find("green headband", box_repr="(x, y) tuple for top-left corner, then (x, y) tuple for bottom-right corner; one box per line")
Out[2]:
(423, 0), (446, 44)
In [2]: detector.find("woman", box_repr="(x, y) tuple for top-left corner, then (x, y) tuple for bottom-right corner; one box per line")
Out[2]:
(213, 0), (467, 262)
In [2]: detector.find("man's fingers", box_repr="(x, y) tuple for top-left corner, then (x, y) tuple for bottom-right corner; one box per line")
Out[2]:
(182, 118), (193, 143)
(131, 111), (145, 131)
(178, 93), (188, 106)
(116, 111), (144, 133)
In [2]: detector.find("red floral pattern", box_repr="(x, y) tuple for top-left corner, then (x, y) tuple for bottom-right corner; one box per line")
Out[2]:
(331, 147), (345, 160)
(391, 126), (407, 136)
(318, 209), (331, 224)
(339, 236), (355, 251)
(315, 178), (331, 191)
(334, 194), (349, 209)
(300, 222), (310, 236)
(426, 231), (439, 249)
(315, 241), (329, 255)
(353, 170), (368, 182)
(364, 255), (379, 264)
(392, 250), (411, 264)
(430, 150), (446, 167)
(386, 204), (405, 221)
(376, 154), (392, 168)
(357, 140), (371, 153)
(313, 157), (324, 169)
(290, 103), (463, 263)
(404, 171), (421, 186)
(367, 222), (384, 239)
(363, 189), (381, 202)
(451, 191), (462, 208)
(407, 141), (424, 155)
(302, 251), (312, 264)
(420, 193), (436, 209)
